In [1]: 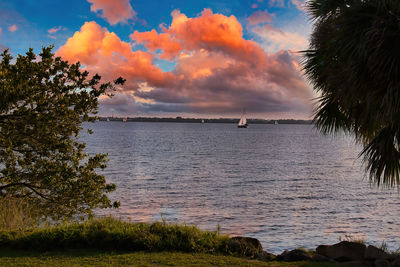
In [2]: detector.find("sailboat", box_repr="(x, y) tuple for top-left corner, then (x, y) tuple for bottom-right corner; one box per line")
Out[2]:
(123, 117), (127, 123)
(237, 110), (248, 128)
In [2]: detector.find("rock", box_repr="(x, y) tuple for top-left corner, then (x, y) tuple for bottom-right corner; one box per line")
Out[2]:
(257, 250), (276, 261)
(364, 246), (394, 261)
(375, 259), (390, 267)
(227, 236), (263, 258)
(390, 257), (400, 267)
(276, 249), (312, 262)
(311, 253), (333, 262)
(316, 241), (366, 262)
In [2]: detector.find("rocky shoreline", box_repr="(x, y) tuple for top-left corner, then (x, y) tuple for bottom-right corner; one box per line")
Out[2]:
(228, 236), (399, 267)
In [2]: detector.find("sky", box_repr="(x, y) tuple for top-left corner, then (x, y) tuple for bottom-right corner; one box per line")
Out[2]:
(0, 0), (313, 119)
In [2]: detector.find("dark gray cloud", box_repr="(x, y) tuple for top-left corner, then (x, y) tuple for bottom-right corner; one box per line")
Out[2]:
(130, 50), (311, 115)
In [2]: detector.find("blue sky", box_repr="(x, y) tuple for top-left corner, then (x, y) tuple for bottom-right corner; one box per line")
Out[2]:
(0, 0), (313, 119)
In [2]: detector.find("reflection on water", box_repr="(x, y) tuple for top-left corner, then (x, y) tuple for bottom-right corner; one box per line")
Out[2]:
(82, 122), (400, 253)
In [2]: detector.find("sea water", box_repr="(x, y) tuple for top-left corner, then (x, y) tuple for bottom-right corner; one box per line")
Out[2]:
(82, 122), (400, 253)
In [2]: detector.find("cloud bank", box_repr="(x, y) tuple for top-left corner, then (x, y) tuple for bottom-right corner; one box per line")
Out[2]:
(58, 9), (311, 117)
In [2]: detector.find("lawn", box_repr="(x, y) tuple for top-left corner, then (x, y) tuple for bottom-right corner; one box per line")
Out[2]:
(0, 250), (333, 267)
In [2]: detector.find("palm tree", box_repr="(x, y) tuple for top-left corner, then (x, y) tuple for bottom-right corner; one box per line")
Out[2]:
(302, 0), (400, 186)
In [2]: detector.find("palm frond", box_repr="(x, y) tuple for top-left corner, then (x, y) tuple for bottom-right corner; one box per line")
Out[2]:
(313, 95), (350, 135)
(360, 126), (400, 187)
(303, 0), (400, 186)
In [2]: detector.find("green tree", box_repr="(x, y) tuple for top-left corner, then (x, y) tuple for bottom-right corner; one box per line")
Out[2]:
(0, 46), (124, 219)
(302, 0), (400, 186)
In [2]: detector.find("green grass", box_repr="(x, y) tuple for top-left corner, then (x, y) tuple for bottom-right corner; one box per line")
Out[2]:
(0, 217), (335, 266)
(0, 217), (229, 254)
(0, 250), (334, 267)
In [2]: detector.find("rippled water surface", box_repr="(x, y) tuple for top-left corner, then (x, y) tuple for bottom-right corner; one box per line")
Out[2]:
(83, 122), (400, 253)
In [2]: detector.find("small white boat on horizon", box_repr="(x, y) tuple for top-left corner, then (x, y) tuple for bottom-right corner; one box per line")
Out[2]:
(238, 110), (248, 128)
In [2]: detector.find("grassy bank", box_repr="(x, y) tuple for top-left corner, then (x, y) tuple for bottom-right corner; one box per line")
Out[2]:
(0, 217), (335, 266)
(0, 217), (229, 254)
(0, 250), (332, 267)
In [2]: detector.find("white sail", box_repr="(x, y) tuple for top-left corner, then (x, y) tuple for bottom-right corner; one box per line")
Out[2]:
(238, 112), (247, 126)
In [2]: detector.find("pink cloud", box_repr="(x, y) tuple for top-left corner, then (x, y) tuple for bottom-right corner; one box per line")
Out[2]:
(58, 10), (312, 117)
(246, 10), (273, 25)
(87, 0), (136, 25)
(48, 26), (63, 34)
(8, 24), (17, 32)
(0, 27), (2, 34)
(135, 48), (310, 115)
(291, 0), (305, 10)
(269, 0), (305, 10)
(252, 24), (308, 52)
(251, 3), (258, 8)
(269, 0), (284, 7)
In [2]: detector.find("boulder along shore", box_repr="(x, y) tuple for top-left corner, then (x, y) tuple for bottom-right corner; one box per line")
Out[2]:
(230, 236), (399, 267)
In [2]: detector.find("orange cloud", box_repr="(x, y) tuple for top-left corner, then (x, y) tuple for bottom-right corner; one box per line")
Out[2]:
(58, 10), (312, 117)
(174, 50), (234, 79)
(135, 46), (310, 115)
(87, 0), (136, 25)
(8, 24), (17, 32)
(168, 9), (266, 64)
(246, 10), (273, 25)
(132, 9), (268, 65)
(57, 21), (171, 88)
(131, 29), (183, 60)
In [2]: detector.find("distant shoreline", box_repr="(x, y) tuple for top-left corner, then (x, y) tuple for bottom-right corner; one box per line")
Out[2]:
(98, 117), (313, 124)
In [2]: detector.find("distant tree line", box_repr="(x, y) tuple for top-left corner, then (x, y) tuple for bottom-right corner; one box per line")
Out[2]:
(98, 117), (313, 124)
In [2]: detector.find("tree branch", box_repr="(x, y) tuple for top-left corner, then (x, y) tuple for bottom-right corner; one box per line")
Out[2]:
(0, 182), (52, 201)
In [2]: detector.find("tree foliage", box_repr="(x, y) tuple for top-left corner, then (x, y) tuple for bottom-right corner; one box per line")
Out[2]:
(302, 0), (400, 186)
(0, 46), (125, 219)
